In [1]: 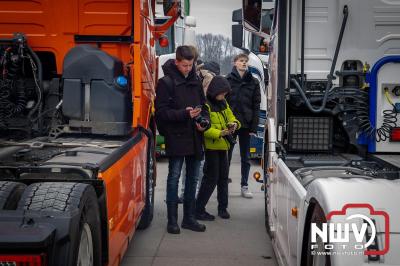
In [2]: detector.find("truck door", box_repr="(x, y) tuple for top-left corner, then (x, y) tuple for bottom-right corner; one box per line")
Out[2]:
(275, 158), (306, 266)
(267, 1), (307, 265)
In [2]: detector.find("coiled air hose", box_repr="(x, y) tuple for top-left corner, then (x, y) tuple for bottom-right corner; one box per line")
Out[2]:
(375, 88), (398, 142)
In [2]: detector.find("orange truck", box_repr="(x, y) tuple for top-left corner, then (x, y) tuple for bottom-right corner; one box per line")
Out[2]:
(0, 0), (179, 265)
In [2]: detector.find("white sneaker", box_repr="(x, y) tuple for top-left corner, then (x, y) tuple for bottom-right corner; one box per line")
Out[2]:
(241, 186), (253, 198)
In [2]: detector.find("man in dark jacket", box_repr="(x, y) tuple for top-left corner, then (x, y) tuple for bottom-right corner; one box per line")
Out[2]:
(226, 53), (261, 198)
(155, 46), (210, 234)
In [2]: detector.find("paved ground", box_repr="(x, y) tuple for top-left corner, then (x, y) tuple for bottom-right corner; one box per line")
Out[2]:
(121, 148), (277, 266)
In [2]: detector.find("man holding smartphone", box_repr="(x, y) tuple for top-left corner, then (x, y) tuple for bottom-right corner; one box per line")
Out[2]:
(155, 46), (210, 234)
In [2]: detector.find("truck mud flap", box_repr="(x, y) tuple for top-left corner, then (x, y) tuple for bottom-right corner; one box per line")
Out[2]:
(0, 209), (80, 265)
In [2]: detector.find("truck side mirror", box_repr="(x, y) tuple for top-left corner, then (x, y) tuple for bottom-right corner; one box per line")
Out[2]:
(242, 0), (274, 39)
(154, 0), (181, 40)
(232, 9), (242, 23)
(232, 24), (244, 49)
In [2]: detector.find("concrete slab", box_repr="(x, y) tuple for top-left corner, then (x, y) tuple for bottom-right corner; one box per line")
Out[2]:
(122, 147), (277, 266)
(120, 256), (153, 266)
(152, 257), (276, 266)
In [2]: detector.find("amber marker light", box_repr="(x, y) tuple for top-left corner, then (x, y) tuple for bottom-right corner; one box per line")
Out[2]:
(291, 207), (298, 218)
(253, 171), (263, 183)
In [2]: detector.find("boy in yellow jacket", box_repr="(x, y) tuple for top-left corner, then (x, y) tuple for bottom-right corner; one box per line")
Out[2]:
(196, 76), (240, 220)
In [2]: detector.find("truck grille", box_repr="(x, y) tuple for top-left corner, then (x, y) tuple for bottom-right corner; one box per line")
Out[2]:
(288, 116), (333, 152)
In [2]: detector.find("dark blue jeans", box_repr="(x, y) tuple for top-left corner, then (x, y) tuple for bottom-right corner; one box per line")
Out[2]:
(166, 155), (201, 204)
(228, 128), (251, 187)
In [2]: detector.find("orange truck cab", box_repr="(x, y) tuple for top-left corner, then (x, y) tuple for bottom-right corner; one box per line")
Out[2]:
(0, 1), (179, 265)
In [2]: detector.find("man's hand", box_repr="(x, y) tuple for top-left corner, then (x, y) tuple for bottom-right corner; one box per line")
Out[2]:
(249, 132), (257, 137)
(220, 129), (231, 137)
(186, 107), (201, 118)
(227, 122), (238, 133)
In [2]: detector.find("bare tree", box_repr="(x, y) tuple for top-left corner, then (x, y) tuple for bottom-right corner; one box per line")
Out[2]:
(196, 34), (240, 75)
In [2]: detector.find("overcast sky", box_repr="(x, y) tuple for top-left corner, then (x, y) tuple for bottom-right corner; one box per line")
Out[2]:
(190, 0), (242, 38)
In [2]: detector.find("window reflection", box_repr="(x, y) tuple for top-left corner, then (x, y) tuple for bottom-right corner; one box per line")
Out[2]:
(243, 0), (262, 31)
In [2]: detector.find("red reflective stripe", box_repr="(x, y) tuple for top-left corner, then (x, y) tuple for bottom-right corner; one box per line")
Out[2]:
(0, 254), (46, 266)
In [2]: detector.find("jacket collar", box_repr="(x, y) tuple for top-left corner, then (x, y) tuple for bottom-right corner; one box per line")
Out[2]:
(229, 67), (253, 83)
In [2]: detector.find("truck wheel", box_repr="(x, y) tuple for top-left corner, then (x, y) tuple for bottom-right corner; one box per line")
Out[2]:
(264, 184), (271, 237)
(263, 133), (272, 237)
(19, 182), (102, 266)
(137, 133), (155, 230)
(0, 181), (26, 210)
(77, 222), (94, 266)
(303, 203), (331, 266)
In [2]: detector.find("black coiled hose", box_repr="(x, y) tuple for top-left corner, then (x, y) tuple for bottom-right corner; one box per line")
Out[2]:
(376, 109), (397, 142)
(12, 80), (27, 114)
(325, 87), (381, 142)
(0, 81), (26, 117)
(7, 58), (19, 79)
(0, 46), (27, 129)
(0, 80), (11, 127)
(340, 91), (398, 142)
(26, 45), (43, 123)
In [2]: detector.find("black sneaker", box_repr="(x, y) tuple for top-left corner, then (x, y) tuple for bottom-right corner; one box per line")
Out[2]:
(196, 210), (215, 221)
(181, 219), (206, 232)
(218, 209), (230, 219)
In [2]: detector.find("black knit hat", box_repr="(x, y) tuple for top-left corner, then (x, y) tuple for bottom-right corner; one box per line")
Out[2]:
(203, 61), (220, 75)
(207, 75), (231, 99)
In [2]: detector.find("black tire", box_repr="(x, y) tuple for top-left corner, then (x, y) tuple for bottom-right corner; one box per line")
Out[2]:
(302, 203), (331, 266)
(264, 182), (271, 237)
(263, 133), (272, 237)
(0, 181), (26, 210)
(19, 182), (102, 266)
(137, 132), (155, 230)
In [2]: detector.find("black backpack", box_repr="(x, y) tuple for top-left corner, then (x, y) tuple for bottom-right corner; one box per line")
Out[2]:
(155, 75), (174, 136)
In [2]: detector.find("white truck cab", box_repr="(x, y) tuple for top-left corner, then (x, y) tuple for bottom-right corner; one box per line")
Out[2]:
(242, 0), (400, 265)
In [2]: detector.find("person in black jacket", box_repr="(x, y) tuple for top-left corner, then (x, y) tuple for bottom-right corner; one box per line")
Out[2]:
(155, 46), (210, 234)
(226, 53), (261, 198)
